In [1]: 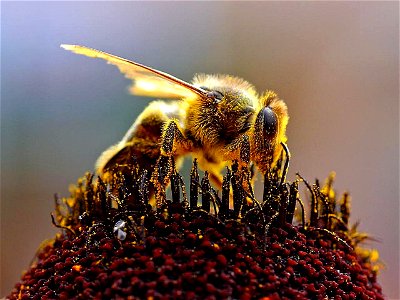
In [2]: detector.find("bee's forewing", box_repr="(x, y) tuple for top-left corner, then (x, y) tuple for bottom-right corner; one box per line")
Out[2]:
(61, 44), (206, 99)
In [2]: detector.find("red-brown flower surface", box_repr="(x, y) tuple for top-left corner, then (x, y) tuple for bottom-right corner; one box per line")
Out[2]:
(8, 160), (384, 299)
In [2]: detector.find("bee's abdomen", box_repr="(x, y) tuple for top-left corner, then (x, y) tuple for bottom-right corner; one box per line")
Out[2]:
(123, 101), (181, 142)
(130, 115), (164, 141)
(96, 101), (182, 175)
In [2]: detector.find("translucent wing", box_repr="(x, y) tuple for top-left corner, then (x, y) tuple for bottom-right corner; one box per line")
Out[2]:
(61, 44), (206, 99)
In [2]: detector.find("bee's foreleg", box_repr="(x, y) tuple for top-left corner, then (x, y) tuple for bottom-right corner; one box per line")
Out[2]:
(239, 134), (251, 166)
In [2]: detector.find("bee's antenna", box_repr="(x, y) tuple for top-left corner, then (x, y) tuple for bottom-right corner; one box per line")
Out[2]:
(280, 142), (290, 186)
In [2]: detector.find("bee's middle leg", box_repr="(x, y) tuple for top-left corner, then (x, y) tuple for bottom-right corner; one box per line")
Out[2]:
(224, 134), (257, 206)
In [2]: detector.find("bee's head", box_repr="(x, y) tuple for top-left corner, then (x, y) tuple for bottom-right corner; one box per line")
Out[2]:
(186, 74), (258, 145)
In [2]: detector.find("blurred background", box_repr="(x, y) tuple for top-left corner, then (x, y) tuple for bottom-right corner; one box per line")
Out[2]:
(1, 2), (398, 298)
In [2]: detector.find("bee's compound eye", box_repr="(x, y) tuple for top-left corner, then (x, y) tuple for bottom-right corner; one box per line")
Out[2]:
(261, 107), (278, 139)
(206, 90), (224, 103)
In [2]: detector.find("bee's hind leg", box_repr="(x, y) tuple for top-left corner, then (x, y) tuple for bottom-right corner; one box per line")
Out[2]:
(151, 120), (192, 207)
(160, 120), (189, 156)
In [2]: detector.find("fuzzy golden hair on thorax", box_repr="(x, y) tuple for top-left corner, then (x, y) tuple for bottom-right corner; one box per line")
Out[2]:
(192, 74), (259, 102)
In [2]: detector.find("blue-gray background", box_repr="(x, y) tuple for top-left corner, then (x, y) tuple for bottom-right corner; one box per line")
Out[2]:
(1, 2), (399, 298)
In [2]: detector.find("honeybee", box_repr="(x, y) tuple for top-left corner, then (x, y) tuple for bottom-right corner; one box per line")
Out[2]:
(61, 45), (289, 199)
